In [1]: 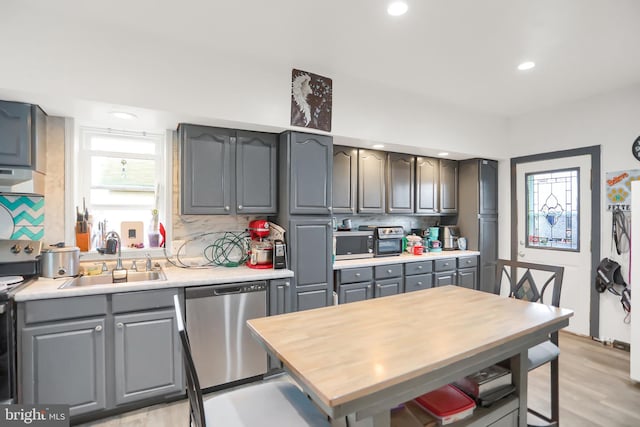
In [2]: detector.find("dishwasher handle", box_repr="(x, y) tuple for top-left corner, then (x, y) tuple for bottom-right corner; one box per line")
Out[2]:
(185, 281), (267, 299)
(213, 287), (243, 296)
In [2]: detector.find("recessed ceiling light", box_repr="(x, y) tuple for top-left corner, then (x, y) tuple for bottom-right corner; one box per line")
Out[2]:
(373, 144), (385, 149)
(387, 1), (408, 16)
(517, 61), (536, 71)
(109, 111), (137, 120)
(438, 152), (449, 157)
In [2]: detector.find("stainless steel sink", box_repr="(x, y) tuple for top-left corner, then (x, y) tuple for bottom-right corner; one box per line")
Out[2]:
(58, 269), (167, 288)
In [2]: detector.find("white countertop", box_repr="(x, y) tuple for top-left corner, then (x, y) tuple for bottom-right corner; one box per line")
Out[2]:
(332, 250), (480, 270)
(14, 265), (294, 302)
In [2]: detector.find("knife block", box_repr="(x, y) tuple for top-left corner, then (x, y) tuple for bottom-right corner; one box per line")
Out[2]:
(76, 225), (91, 252)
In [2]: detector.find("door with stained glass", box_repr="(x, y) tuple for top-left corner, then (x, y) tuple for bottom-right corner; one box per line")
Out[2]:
(516, 155), (591, 336)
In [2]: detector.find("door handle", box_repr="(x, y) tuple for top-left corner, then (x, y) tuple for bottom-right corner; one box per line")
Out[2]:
(518, 251), (525, 257)
(519, 240), (525, 246)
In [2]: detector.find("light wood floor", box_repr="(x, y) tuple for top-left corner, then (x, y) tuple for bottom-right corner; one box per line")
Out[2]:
(78, 332), (640, 427)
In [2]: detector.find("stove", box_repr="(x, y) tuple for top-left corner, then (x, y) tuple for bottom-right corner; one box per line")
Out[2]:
(0, 239), (42, 404)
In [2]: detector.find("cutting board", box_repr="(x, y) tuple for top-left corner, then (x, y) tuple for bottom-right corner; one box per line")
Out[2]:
(121, 221), (144, 247)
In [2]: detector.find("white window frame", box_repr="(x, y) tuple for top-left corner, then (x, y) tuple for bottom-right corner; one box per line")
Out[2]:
(66, 123), (173, 261)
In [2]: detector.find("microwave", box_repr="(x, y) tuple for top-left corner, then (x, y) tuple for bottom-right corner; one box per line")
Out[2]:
(334, 231), (374, 260)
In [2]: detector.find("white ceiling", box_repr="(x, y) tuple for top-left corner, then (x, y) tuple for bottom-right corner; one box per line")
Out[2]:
(2, 0), (640, 127)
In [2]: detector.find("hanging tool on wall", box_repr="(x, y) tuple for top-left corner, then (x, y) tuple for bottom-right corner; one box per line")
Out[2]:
(612, 206), (630, 255)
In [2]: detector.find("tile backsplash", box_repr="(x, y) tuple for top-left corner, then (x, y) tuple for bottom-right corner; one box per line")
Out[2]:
(0, 193), (45, 240)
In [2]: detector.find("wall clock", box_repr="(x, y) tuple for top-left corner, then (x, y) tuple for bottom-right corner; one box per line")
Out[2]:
(633, 136), (640, 161)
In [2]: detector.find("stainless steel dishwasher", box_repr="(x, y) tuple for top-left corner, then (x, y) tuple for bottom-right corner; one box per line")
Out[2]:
(185, 282), (267, 389)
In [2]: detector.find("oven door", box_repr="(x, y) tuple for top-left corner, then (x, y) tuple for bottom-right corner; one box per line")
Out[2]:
(375, 238), (403, 257)
(0, 295), (15, 404)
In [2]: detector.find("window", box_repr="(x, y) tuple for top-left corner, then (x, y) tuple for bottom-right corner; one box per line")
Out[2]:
(74, 127), (170, 254)
(525, 168), (579, 251)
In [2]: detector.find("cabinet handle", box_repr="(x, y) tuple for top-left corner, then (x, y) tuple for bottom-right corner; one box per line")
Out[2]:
(328, 207), (332, 212)
(444, 263), (449, 267)
(418, 265), (423, 269)
(285, 282), (290, 287)
(389, 208), (393, 212)
(95, 325), (102, 332)
(117, 323), (123, 328)
(417, 281), (423, 286)
(367, 285), (372, 290)
(224, 206), (230, 211)
(387, 269), (392, 274)
(238, 205), (243, 210)
(355, 273), (361, 277)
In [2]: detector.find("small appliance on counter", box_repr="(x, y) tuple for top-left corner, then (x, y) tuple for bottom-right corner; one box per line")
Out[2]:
(426, 227), (442, 253)
(40, 245), (80, 278)
(439, 226), (460, 250)
(334, 230), (374, 260)
(358, 226), (404, 257)
(246, 220), (287, 269)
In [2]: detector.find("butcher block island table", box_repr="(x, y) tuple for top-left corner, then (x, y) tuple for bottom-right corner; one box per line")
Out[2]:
(247, 286), (573, 427)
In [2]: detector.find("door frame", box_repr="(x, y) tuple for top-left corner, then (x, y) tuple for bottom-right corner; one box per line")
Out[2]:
(510, 145), (601, 337)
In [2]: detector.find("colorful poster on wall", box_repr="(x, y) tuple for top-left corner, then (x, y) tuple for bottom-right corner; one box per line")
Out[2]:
(605, 169), (640, 211)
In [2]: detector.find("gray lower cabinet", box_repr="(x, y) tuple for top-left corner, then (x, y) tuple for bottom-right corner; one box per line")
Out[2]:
(287, 217), (333, 311)
(416, 157), (439, 214)
(269, 278), (292, 315)
(332, 145), (358, 214)
(180, 124), (277, 215)
(386, 153), (415, 214)
(335, 267), (374, 304)
(404, 260), (433, 292)
(457, 268), (477, 289)
(113, 309), (183, 405)
(21, 318), (107, 416)
(434, 270), (457, 286)
(0, 100), (47, 172)
(358, 149), (386, 214)
(433, 256), (479, 289)
(19, 290), (183, 419)
(439, 159), (458, 214)
(374, 264), (403, 297)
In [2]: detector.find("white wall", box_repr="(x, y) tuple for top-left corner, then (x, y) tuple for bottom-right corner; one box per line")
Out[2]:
(501, 83), (640, 342)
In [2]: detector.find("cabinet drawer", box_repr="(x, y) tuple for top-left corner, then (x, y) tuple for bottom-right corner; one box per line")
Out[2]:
(24, 295), (108, 324)
(374, 264), (403, 279)
(112, 289), (179, 314)
(434, 258), (456, 272)
(458, 256), (478, 269)
(405, 261), (433, 276)
(404, 274), (433, 292)
(339, 267), (374, 284)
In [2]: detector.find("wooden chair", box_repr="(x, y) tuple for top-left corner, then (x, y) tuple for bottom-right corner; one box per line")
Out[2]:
(173, 295), (330, 427)
(494, 259), (564, 427)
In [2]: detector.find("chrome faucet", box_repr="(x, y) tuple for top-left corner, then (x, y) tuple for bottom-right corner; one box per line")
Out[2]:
(106, 231), (123, 271)
(145, 253), (153, 271)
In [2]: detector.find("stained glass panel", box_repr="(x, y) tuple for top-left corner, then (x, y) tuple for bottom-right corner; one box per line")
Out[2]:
(526, 168), (579, 251)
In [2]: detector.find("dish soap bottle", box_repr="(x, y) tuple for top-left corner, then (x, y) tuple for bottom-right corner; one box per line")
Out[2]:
(148, 209), (160, 247)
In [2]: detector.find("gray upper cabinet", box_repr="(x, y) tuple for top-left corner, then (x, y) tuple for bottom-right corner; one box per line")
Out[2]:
(416, 157), (439, 214)
(281, 131), (333, 215)
(358, 149), (386, 214)
(386, 153), (415, 214)
(236, 131), (277, 214)
(439, 159), (458, 214)
(180, 125), (234, 214)
(21, 318), (107, 416)
(332, 146), (357, 214)
(0, 100), (47, 172)
(479, 159), (498, 215)
(180, 124), (277, 215)
(113, 309), (183, 406)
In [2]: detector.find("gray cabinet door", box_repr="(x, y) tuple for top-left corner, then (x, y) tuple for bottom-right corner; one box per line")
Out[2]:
(0, 101), (32, 167)
(405, 274), (433, 292)
(22, 318), (107, 416)
(386, 153), (415, 214)
(113, 309), (183, 406)
(236, 131), (277, 214)
(439, 159), (458, 214)
(269, 279), (292, 315)
(375, 277), (404, 297)
(480, 160), (498, 215)
(181, 125), (234, 214)
(434, 271), (456, 286)
(457, 267), (477, 290)
(338, 281), (373, 304)
(358, 149), (386, 214)
(289, 133), (333, 215)
(296, 286), (331, 311)
(416, 157), (439, 214)
(479, 215), (499, 293)
(288, 217), (333, 310)
(332, 146), (358, 214)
